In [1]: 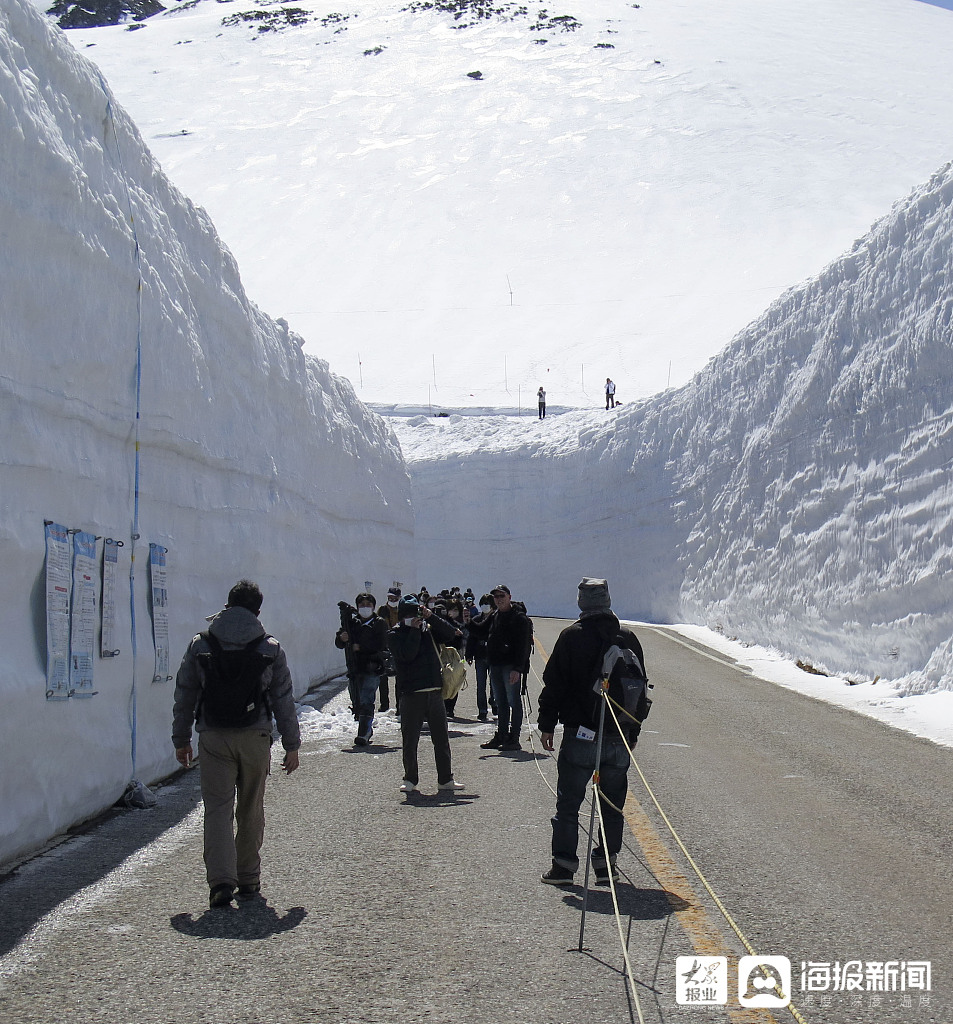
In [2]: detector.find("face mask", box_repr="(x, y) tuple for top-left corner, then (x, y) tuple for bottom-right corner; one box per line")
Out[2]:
(428, 602), (436, 610)
(387, 597), (398, 605)
(358, 607), (373, 619)
(480, 605), (491, 613)
(403, 617), (417, 627)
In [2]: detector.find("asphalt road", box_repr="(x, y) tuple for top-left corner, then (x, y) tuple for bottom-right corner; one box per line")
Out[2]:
(0, 618), (950, 1024)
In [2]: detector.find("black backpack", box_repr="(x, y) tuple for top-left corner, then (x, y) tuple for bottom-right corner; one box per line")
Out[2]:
(197, 631), (275, 729)
(593, 641), (652, 742)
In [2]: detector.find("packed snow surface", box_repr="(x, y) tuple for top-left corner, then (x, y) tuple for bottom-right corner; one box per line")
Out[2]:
(58, 0), (953, 408)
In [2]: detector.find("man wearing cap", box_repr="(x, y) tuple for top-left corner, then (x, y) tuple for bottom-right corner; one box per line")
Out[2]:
(537, 578), (647, 887)
(481, 584), (534, 751)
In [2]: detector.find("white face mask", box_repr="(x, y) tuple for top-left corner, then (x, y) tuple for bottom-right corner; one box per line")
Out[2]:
(387, 597), (398, 605)
(358, 607), (373, 619)
(428, 602), (436, 609)
(480, 605), (491, 613)
(402, 617), (417, 627)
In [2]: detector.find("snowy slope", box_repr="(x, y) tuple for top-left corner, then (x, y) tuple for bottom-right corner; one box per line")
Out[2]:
(0, 0), (411, 864)
(55, 0), (953, 408)
(394, 161), (953, 693)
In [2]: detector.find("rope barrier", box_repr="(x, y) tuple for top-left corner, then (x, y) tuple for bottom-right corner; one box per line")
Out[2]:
(600, 692), (810, 1024)
(528, 631), (809, 1023)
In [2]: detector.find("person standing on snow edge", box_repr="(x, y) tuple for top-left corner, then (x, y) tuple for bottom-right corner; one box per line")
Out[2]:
(172, 579), (300, 909)
(605, 378), (616, 409)
(538, 386), (546, 419)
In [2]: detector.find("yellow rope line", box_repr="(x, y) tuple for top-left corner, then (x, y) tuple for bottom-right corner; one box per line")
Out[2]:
(601, 693), (809, 1024)
(592, 768), (646, 1024)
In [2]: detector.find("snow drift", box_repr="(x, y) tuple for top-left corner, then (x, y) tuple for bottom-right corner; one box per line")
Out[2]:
(397, 162), (953, 692)
(0, 0), (412, 865)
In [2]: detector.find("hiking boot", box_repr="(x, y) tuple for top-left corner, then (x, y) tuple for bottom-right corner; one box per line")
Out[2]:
(438, 779), (465, 791)
(399, 779), (418, 793)
(477, 712), (488, 722)
(209, 883), (235, 908)
(480, 733), (504, 749)
(540, 865), (574, 886)
(594, 861), (620, 886)
(500, 733), (522, 751)
(236, 882), (261, 900)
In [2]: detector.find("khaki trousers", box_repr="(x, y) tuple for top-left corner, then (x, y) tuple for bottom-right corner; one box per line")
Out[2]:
(198, 729), (272, 888)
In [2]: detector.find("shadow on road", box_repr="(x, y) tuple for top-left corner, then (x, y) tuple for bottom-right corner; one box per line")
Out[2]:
(170, 900), (307, 939)
(560, 884), (688, 921)
(0, 772), (202, 958)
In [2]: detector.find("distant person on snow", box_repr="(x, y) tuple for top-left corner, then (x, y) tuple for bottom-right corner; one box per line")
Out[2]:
(537, 578), (648, 887)
(387, 595), (464, 794)
(335, 592), (389, 746)
(605, 378), (616, 409)
(172, 579), (300, 909)
(538, 386), (546, 419)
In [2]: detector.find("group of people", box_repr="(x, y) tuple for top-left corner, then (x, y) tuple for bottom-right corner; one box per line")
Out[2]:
(172, 576), (648, 907)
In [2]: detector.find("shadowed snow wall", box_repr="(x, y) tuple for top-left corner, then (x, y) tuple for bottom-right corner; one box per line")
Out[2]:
(0, 0), (412, 865)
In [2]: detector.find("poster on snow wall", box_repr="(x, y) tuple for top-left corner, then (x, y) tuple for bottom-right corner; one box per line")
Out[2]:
(69, 530), (98, 697)
(45, 522), (72, 700)
(101, 538), (122, 657)
(149, 543), (171, 683)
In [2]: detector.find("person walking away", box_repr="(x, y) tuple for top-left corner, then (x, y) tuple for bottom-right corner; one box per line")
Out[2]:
(466, 594), (494, 721)
(378, 587), (402, 712)
(605, 378), (616, 409)
(481, 584), (533, 752)
(335, 592), (388, 745)
(387, 596), (464, 793)
(537, 578), (648, 887)
(537, 386), (546, 419)
(172, 579), (300, 908)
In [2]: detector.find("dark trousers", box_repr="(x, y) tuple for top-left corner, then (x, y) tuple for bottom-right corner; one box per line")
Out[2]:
(538, 402), (546, 419)
(551, 733), (630, 871)
(400, 689), (453, 785)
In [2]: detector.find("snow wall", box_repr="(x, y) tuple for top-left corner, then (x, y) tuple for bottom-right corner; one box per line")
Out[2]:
(404, 162), (953, 693)
(0, 0), (412, 866)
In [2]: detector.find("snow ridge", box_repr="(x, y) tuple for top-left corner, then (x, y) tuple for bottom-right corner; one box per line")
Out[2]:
(400, 163), (953, 692)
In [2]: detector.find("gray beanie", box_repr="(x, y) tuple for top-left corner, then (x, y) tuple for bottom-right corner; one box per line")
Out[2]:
(578, 577), (611, 615)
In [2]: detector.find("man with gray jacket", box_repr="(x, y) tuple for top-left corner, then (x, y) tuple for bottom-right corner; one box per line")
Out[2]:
(172, 580), (300, 908)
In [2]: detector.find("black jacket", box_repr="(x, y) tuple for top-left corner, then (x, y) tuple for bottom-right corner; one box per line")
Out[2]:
(387, 614), (458, 694)
(538, 612), (646, 737)
(465, 612), (491, 661)
(335, 613), (388, 676)
(485, 607), (533, 672)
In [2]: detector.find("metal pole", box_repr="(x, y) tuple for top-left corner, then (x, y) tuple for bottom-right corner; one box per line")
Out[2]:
(578, 677), (609, 951)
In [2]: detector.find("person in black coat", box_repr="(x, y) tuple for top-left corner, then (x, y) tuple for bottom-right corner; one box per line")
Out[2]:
(481, 584), (533, 751)
(537, 578), (647, 887)
(465, 594), (495, 721)
(335, 592), (388, 746)
(387, 596), (464, 794)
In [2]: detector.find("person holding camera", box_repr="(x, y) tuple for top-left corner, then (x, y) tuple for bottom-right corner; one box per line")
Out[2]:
(387, 595), (464, 794)
(335, 592), (388, 746)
